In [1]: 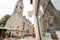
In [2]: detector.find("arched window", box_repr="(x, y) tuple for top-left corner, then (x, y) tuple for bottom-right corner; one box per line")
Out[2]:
(23, 22), (25, 30)
(20, 6), (23, 9)
(17, 26), (19, 28)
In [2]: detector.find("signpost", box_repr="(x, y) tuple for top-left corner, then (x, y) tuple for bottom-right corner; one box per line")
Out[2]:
(28, 11), (33, 17)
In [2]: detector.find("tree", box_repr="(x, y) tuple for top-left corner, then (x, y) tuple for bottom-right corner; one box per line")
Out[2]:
(0, 14), (10, 27)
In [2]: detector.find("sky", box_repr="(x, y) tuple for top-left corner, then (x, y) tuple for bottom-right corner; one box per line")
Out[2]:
(51, 0), (60, 10)
(0, 0), (60, 24)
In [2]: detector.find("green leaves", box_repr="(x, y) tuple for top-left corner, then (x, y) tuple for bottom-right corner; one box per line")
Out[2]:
(0, 14), (10, 27)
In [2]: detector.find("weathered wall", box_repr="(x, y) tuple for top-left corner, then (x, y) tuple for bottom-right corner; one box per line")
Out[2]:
(40, 0), (60, 38)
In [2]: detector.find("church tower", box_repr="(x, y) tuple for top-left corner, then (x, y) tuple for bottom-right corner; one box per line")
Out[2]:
(14, 0), (24, 16)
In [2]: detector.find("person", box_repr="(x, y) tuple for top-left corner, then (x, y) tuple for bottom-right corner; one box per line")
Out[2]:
(25, 30), (30, 37)
(21, 32), (25, 38)
(0, 34), (3, 40)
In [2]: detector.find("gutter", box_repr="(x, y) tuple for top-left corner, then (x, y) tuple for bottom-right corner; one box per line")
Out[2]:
(36, 0), (42, 40)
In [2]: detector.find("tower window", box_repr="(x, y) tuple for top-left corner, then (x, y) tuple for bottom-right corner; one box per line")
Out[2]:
(20, 6), (23, 9)
(23, 22), (25, 30)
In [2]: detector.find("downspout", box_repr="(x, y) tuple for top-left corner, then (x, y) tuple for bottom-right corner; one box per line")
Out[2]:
(36, 0), (42, 40)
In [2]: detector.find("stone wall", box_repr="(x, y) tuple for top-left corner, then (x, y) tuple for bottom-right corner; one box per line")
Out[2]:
(40, 0), (60, 38)
(5, 0), (32, 36)
(32, 0), (60, 39)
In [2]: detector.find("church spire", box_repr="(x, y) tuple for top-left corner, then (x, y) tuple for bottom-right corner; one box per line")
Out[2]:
(14, 0), (24, 16)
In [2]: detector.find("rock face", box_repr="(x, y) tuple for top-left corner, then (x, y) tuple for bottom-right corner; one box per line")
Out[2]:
(5, 0), (32, 36)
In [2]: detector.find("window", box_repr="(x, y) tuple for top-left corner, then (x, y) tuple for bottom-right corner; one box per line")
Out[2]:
(23, 22), (25, 30)
(17, 26), (19, 28)
(27, 24), (29, 26)
(20, 6), (23, 9)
